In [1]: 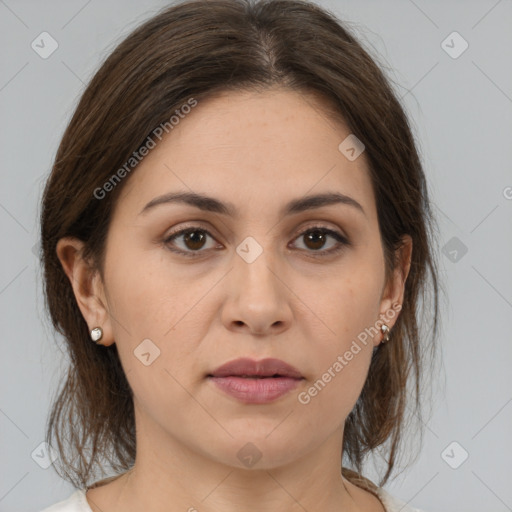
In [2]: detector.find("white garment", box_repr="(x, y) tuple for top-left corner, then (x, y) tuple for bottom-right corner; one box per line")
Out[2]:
(39, 487), (425, 512)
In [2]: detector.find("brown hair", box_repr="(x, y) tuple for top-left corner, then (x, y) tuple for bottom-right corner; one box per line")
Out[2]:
(41, 0), (442, 494)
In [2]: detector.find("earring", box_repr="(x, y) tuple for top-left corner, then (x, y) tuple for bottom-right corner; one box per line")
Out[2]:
(90, 327), (103, 344)
(380, 324), (390, 343)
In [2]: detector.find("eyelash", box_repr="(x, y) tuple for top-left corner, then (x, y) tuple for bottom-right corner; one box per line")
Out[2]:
(162, 224), (350, 259)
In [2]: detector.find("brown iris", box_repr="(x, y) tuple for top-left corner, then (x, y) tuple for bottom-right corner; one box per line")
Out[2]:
(303, 229), (327, 250)
(183, 230), (207, 250)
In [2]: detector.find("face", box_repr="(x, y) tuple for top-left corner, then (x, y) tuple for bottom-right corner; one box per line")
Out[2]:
(63, 88), (410, 470)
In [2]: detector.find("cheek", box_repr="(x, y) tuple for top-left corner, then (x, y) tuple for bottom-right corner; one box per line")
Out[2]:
(105, 245), (190, 336)
(104, 245), (214, 387)
(294, 299), (375, 437)
(298, 347), (372, 414)
(313, 274), (383, 347)
(294, 271), (382, 411)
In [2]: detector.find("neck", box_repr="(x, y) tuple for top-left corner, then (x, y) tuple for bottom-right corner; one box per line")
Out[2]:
(109, 415), (362, 512)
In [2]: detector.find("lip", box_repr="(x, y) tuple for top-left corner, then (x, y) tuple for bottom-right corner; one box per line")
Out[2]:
(208, 357), (304, 404)
(210, 357), (303, 379)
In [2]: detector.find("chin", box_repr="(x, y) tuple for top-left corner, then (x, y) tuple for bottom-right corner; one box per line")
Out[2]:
(201, 430), (311, 471)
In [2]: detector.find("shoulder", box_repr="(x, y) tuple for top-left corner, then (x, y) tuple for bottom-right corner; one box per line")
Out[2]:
(38, 489), (91, 512)
(375, 486), (427, 512)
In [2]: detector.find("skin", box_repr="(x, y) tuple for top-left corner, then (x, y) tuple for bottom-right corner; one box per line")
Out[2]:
(57, 88), (412, 512)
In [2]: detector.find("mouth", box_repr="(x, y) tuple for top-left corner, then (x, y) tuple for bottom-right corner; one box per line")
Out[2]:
(207, 358), (304, 404)
(208, 357), (303, 379)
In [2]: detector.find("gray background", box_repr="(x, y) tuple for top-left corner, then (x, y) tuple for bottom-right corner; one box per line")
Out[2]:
(1, 1), (511, 511)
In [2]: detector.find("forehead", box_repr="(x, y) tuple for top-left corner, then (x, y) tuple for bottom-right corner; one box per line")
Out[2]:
(116, 88), (376, 222)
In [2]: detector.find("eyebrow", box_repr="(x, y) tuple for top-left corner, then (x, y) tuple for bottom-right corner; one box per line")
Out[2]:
(139, 191), (366, 218)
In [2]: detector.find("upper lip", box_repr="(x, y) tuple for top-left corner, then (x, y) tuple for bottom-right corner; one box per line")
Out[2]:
(209, 357), (303, 379)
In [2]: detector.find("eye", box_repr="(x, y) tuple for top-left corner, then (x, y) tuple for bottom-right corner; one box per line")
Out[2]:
(163, 225), (349, 258)
(163, 227), (220, 257)
(290, 226), (349, 256)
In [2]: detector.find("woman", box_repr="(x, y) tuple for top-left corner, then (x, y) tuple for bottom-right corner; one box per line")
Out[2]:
(38, 0), (441, 510)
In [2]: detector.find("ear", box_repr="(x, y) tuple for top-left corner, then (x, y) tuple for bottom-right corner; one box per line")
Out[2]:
(56, 237), (115, 346)
(377, 234), (413, 342)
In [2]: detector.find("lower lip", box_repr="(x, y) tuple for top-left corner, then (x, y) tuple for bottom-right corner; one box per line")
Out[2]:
(209, 376), (303, 403)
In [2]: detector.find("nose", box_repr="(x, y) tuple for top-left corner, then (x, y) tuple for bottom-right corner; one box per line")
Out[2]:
(221, 240), (293, 337)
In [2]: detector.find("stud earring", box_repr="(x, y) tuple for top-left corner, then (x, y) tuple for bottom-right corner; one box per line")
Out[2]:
(90, 327), (103, 344)
(380, 324), (390, 343)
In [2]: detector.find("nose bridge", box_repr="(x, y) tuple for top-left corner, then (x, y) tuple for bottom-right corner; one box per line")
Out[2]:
(222, 227), (293, 334)
(234, 235), (280, 295)
(223, 234), (293, 333)
(227, 233), (288, 319)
